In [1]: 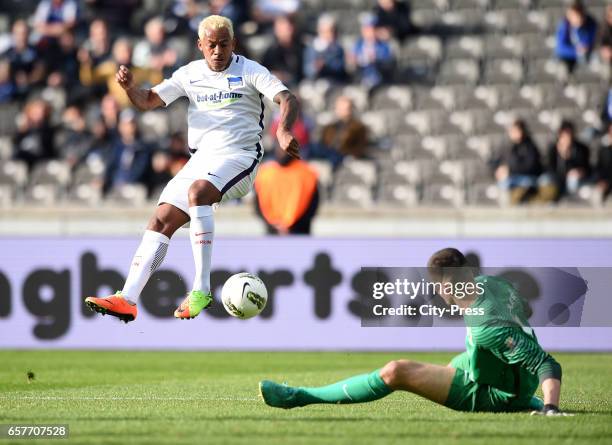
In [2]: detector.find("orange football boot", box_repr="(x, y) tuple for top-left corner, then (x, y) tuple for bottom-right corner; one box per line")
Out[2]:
(85, 292), (137, 323)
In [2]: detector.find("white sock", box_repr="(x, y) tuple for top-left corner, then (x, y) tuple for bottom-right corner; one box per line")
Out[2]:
(122, 230), (170, 302)
(189, 205), (214, 294)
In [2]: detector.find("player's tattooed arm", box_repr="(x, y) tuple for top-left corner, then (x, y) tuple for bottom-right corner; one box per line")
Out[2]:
(116, 65), (164, 111)
(273, 90), (300, 159)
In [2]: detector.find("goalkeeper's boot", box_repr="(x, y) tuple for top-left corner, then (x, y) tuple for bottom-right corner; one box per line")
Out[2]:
(259, 380), (301, 409)
(85, 292), (137, 323)
(174, 291), (213, 319)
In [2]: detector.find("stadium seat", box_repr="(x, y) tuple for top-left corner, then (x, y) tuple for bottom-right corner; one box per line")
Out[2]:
(437, 59), (480, 86)
(370, 86), (413, 112)
(400, 37), (443, 63)
(24, 183), (62, 205)
(440, 9), (486, 32)
(524, 58), (568, 84)
(0, 136), (12, 159)
(411, 0), (447, 11)
(139, 110), (170, 142)
(411, 9), (442, 32)
(422, 182), (465, 207)
(0, 184), (13, 207)
(330, 183), (374, 207)
(379, 159), (424, 185)
(30, 160), (71, 189)
(72, 158), (106, 186)
(166, 36), (191, 63)
(467, 181), (502, 206)
(483, 35), (524, 60)
(69, 184), (103, 206)
(490, 0), (531, 9)
(520, 33), (555, 61)
(450, 0), (489, 11)
(361, 111), (389, 140)
(482, 59), (523, 84)
(308, 159), (334, 191)
(466, 135), (501, 160)
(444, 36), (484, 60)
(0, 160), (27, 191)
(571, 60), (610, 85)
(298, 79), (332, 114)
(335, 158), (377, 188)
(377, 182), (420, 207)
(397, 57), (438, 85)
(106, 184), (148, 206)
(244, 33), (274, 62)
(0, 102), (19, 136)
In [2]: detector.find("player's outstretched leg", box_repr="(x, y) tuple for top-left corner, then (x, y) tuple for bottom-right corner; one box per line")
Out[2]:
(260, 359), (455, 409)
(174, 180), (219, 319)
(86, 204), (189, 323)
(260, 369), (392, 409)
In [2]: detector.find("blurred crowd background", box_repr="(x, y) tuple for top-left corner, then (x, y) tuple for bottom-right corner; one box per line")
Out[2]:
(0, 0), (612, 217)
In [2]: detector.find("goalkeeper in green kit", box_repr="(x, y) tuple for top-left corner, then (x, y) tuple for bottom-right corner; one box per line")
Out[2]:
(260, 248), (568, 415)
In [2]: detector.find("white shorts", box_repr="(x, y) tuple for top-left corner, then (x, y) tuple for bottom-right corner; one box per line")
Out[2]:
(157, 148), (260, 215)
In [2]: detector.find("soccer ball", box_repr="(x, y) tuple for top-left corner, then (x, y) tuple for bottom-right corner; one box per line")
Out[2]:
(221, 273), (268, 319)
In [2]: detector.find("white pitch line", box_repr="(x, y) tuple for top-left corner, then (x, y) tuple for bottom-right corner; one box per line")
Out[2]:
(0, 396), (260, 402)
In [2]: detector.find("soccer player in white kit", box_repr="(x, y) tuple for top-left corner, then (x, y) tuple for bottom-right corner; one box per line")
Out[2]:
(85, 15), (300, 322)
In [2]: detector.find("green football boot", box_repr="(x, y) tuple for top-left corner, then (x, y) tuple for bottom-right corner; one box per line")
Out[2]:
(259, 380), (301, 409)
(173, 291), (213, 319)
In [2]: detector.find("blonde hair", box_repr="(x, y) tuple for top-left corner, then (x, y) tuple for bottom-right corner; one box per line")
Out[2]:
(198, 15), (234, 40)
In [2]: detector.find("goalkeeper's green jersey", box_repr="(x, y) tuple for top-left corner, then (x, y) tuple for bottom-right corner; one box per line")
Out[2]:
(461, 275), (562, 399)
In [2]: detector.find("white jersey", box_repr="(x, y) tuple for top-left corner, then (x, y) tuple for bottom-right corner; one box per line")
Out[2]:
(152, 54), (288, 158)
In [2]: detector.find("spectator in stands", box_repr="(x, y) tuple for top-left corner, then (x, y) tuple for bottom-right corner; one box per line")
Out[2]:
(56, 105), (94, 169)
(494, 119), (543, 205)
(262, 15), (304, 87)
(209, 0), (251, 28)
(3, 20), (45, 100)
(148, 149), (174, 196)
(166, 132), (190, 176)
(599, 5), (612, 65)
(303, 14), (348, 83)
(254, 145), (319, 235)
(253, 0), (299, 29)
(84, 0), (141, 34)
(86, 96), (118, 165)
(13, 99), (56, 169)
(79, 19), (112, 69)
(0, 58), (15, 103)
(595, 122), (612, 201)
(312, 95), (368, 167)
(100, 93), (121, 133)
(46, 30), (82, 101)
(555, 0), (597, 73)
(373, 0), (414, 42)
(103, 109), (152, 194)
(32, 0), (78, 63)
(350, 13), (395, 91)
(538, 120), (591, 201)
(133, 16), (178, 77)
(166, 0), (207, 37)
(146, 133), (190, 195)
(599, 86), (612, 131)
(80, 38), (163, 106)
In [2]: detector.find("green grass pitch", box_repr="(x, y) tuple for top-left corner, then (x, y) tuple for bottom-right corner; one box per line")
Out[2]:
(0, 351), (611, 444)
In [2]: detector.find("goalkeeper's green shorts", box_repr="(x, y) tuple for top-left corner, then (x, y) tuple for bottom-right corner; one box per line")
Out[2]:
(444, 353), (544, 413)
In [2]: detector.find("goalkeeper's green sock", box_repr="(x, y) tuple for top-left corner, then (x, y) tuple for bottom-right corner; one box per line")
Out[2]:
(295, 369), (392, 405)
